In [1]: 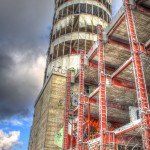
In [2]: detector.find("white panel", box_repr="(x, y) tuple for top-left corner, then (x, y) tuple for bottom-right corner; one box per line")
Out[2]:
(129, 106), (139, 122)
(46, 55), (80, 78)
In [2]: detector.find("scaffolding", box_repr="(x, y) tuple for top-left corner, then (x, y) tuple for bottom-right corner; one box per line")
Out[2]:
(63, 0), (150, 149)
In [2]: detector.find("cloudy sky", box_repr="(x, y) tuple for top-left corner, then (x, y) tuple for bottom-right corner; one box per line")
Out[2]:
(0, 0), (122, 149)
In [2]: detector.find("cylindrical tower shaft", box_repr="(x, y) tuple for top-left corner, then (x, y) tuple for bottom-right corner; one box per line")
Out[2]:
(44, 0), (112, 82)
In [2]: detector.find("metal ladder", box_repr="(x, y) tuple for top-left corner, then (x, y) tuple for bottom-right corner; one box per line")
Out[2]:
(63, 70), (71, 150)
(124, 0), (150, 149)
(77, 51), (85, 150)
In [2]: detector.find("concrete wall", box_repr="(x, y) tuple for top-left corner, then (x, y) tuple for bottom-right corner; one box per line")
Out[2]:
(29, 72), (66, 150)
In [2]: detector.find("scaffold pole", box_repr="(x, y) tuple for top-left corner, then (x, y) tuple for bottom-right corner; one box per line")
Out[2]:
(98, 25), (107, 150)
(88, 99), (91, 141)
(77, 51), (85, 150)
(63, 70), (71, 150)
(124, 0), (150, 149)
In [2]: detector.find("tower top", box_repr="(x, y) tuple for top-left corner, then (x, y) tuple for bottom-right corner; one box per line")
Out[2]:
(44, 0), (112, 82)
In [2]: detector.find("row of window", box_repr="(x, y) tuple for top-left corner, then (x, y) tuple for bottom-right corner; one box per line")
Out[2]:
(48, 39), (94, 63)
(54, 3), (111, 24)
(56, 0), (111, 13)
(52, 25), (97, 42)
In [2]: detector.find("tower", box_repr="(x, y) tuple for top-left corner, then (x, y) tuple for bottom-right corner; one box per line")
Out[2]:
(28, 0), (111, 150)
(44, 0), (111, 82)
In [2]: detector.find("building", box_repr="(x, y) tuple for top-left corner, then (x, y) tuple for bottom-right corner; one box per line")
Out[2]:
(29, 0), (150, 149)
(28, 0), (112, 149)
(44, 0), (112, 82)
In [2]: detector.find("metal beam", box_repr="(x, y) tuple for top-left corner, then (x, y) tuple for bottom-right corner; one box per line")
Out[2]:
(77, 51), (85, 150)
(88, 99), (90, 141)
(114, 119), (141, 136)
(75, 72), (79, 79)
(89, 87), (99, 99)
(104, 5), (125, 36)
(75, 70), (150, 95)
(108, 38), (130, 50)
(87, 40), (99, 61)
(84, 96), (97, 105)
(112, 77), (150, 94)
(63, 71), (71, 150)
(73, 96), (129, 115)
(107, 14), (125, 36)
(89, 61), (117, 72)
(87, 37), (131, 62)
(98, 25), (108, 150)
(111, 57), (132, 79)
(84, 76), (150, 95)
(125, 0), (150, 149)
(111, 76), (135, 90)
(89, 61), (98, 69)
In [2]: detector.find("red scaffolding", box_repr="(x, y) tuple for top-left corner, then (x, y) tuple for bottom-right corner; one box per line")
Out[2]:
(63, 0), (150, 149)
(63, 70), (71, 149)
(124, 0), (150, 149)
(77, 51), (85, 150)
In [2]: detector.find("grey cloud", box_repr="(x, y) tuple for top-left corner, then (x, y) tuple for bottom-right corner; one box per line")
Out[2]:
(0, 0), (54, 52)
(0, 0), (54, 120)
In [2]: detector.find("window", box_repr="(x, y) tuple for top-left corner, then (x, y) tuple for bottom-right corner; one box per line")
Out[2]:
(93, 6), (98, 16)
(74, 4), (80, 14)
(68, 5), (73, 14)
(87, 4), (92, 14)
(98, 7), (103, 18)
(80, 3), (86, 13)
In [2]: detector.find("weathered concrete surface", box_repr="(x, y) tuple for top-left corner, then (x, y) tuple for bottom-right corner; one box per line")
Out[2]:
(29, 73), (66, 150)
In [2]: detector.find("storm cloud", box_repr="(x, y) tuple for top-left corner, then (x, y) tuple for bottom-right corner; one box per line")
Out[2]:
(0, 0), (54, 120)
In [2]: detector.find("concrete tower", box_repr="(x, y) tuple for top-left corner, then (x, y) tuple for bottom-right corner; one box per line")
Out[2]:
(29, 0), (111, 150)
(44, 0), (111, 82)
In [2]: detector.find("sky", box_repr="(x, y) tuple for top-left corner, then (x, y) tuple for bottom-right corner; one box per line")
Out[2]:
(0, 0), (122, 149)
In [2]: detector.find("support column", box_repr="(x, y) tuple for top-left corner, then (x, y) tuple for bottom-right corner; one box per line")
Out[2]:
(124, 0), (150, 149)
(77, 51), (85, 150)
(98, 25), (107, 150)
(63, 70), (71, 150)
(88, 99), (91, 141)
(71, 115), (74, 149)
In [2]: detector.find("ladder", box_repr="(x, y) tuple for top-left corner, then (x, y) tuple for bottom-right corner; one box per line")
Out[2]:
(77, 51), (85, 150)
(124, 0), (150, 149)
(63, 70), (71, 150)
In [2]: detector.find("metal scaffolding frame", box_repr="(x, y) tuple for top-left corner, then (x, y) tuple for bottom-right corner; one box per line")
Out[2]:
(124, 0), (150, 149)
(77, 51), (85, 150)
(63, 0), (150, 149)
(63, 70), (71, 149)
